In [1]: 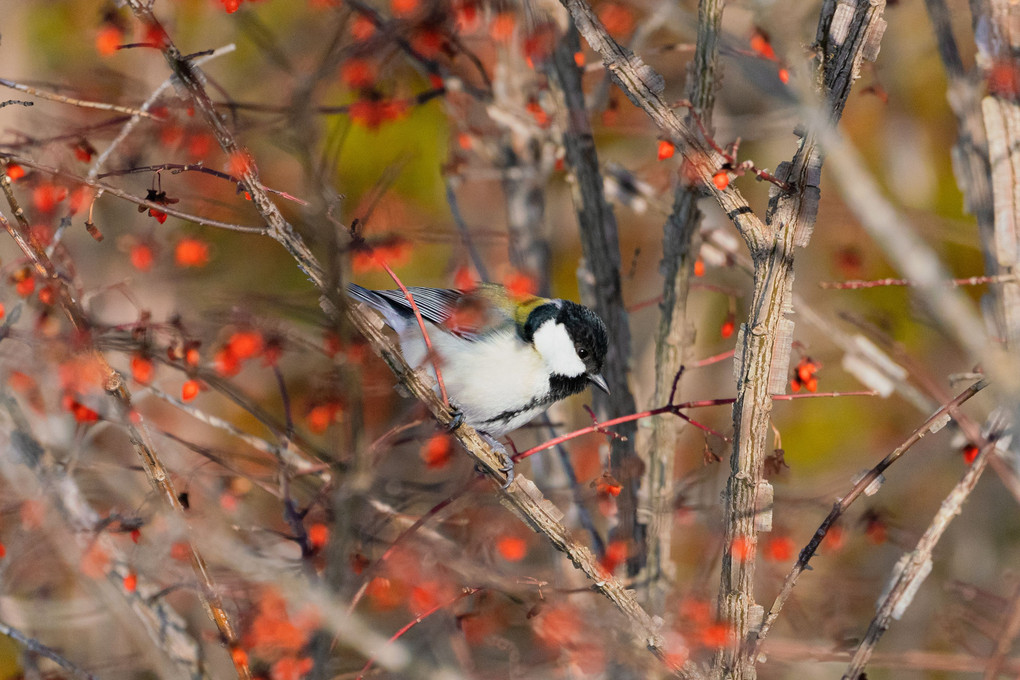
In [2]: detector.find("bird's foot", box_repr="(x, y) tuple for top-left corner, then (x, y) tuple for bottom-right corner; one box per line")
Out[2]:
(445, 407), (464, 432)
(481, 433), (515, 489)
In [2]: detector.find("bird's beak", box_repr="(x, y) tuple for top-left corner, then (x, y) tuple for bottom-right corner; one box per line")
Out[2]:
(588, 373), (610, 395)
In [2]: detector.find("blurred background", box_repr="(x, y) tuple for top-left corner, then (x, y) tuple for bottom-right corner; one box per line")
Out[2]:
(0, 0), (1013, 678)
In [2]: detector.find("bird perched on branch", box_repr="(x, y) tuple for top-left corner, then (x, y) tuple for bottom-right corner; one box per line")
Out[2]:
(347, 282), (610, 483)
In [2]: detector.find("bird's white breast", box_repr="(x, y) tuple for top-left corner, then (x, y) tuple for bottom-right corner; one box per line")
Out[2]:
(397, 324), (550, 435)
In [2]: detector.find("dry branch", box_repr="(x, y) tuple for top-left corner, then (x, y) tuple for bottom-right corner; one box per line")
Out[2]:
(646, 0), (726, 609)
(754, 379), (988, 651)
(842, 432), (1004, 678)
(550, 24), (643, 574)
(0, 184), (246, 677)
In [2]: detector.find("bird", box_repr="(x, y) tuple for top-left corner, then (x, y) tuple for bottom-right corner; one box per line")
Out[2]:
(347, 282), (610, 483)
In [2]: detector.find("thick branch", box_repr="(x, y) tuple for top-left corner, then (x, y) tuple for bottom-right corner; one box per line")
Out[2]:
(551, 24), (643, 574)
(646, 0), (726, 608)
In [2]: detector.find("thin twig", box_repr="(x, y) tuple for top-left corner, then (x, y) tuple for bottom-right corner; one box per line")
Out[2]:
(516, 398), (735, 462)
(0, 619), (97, 680)
(0, 77), (162, 119)
(1, 152), (267, 233)
(97, 163), (309, 205)
(347, 483), (479, 613)
(820, 273), (1019, 289)
(0, 192), (250, 679)
(87, 44), (236, 180)
(375, 257), (450, 407)
(356, 588), (481, 679)
(983, 579), (1020, 679)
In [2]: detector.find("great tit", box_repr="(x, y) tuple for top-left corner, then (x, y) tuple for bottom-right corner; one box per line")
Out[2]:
(347, 282), (610, 441)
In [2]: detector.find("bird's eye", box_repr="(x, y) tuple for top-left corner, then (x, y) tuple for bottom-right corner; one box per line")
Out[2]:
(577, 347), (589, 359)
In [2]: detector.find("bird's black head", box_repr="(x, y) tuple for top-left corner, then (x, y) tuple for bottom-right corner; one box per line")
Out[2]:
(556, 301), (608, 377)
(523, 300), (609, 398)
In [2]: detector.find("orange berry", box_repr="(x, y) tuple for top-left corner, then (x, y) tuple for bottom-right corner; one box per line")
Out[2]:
(598, 3), (634, 36)
(764, 535), (795, 562)
(131, 355), (154, 384)
(230, 648), (249, 670)
(749, 30), (775, 60)
(504, 271), (537, 300)
(730, 536), (754, 561)
(421, 433), (453, 468)
(489, 13), (516, 41)
(308, 523), (329, 549)
(170, 541), (191, 561)
(340, 59), (376, 89)
(227, 330), (263, 360)
(600, 539), (629, 573)
(174, 237), (210, 268)
(95, 25), (122, 56)
(130, 243), (155, 272)
(182, 379), (201, 402)
(496, 535), (527, 562)
(657, 140), (675, 161)
(214, 348), (240, 377)
(391, 0), (418, 15)
(351, 15), (376, 40)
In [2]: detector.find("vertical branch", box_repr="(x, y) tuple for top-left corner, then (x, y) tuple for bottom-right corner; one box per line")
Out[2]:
(972, 0), (1020, 350)
(502, 146), (553, 295)
(645, 0), (726, 608)
(551, 23), (643, 573)
(717, 2), (888, 677)
(549, 3), (883, 673)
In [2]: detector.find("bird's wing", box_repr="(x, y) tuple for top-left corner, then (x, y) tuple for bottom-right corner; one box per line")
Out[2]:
(370, 287), (465, 325)
(348, 285), (513, 340)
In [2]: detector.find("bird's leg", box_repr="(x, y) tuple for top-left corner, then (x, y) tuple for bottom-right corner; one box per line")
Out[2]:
(480, 433), (515, 489)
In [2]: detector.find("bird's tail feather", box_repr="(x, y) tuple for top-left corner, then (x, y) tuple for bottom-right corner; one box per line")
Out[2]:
(346, 283), (409, 331)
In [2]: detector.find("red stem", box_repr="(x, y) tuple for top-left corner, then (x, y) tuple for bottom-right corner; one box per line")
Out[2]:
(376, 257), (450, 406)
(356, 587), (480, 679)
(515, 398), (736, 461)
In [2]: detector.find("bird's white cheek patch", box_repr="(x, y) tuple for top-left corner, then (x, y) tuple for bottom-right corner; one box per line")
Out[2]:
(533, 321), (586, 377)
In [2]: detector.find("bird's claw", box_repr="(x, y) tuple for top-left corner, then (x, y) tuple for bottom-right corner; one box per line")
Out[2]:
(480, 433), (515, 489)
(446, 407), (464, 432)
(498, 450), (515, 489)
